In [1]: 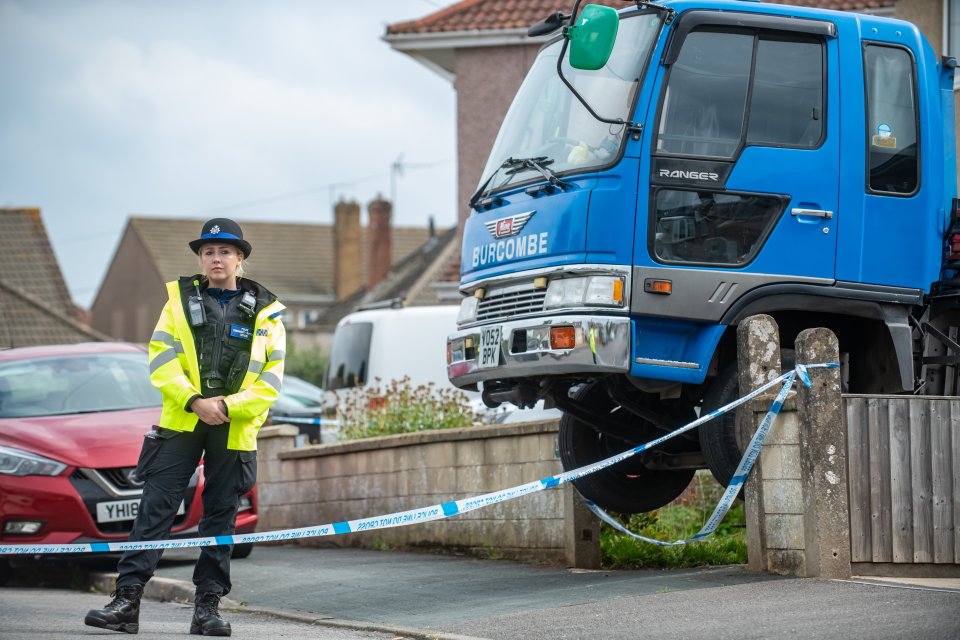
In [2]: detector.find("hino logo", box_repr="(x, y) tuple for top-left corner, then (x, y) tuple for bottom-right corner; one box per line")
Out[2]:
(659, 169), (720, 182)
(484, 210), (535, 239)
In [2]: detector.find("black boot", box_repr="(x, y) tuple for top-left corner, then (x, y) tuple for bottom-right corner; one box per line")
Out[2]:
(190, 591), (232, 636)
(84, 584), (143, 634)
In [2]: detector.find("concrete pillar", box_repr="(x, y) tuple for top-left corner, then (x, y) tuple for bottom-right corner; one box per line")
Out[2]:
(256, 424), (298, 532)
(366, 197), (392, 290)
(795, 328), (851, 578)
(334, 200), (362, 300)
(563, 486), (601, 569)
(736, 314), (782, 571)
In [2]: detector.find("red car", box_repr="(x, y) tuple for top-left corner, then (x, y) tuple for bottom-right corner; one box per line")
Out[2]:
(0, 342), (257, 567)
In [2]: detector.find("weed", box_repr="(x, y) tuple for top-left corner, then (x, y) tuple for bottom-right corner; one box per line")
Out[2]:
(371, 537), (393, 551)
(600, 471), (748, 569)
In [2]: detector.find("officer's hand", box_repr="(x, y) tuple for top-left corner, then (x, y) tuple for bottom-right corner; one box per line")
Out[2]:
(192, 396), (229, 425)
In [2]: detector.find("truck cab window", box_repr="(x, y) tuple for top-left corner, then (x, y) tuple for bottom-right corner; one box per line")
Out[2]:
(864, 44), (919, 195)
(747, 37), (824, 147)
(652, 189), (785, 265)
(657, 29), (825, 157)
(657, 30), (753, 158)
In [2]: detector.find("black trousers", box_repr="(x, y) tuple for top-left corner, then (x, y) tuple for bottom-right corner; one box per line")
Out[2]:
(116, 421), (254, 596)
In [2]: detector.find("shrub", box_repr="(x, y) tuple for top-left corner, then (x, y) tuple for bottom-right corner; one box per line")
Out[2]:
(285, 346), (328, 388)
(336, 376), (474, 440)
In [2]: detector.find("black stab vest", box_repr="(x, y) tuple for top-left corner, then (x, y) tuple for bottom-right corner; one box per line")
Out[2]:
(194, 291), (256, 396)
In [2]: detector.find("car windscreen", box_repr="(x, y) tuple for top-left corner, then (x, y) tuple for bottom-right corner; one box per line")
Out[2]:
(324, 322), (373, 390)
(0, 352), (161, 418)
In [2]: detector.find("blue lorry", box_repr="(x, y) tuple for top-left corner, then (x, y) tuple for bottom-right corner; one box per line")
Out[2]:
(446, 0), (959, 513)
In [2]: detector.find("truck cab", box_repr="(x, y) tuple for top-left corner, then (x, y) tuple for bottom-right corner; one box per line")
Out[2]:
(446, 0), (958, 513)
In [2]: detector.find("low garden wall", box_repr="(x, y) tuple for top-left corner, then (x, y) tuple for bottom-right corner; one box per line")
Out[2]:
(256, 420), (601, 567)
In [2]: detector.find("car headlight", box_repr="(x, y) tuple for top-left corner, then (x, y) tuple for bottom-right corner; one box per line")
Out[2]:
(0, 445), (67, 477)
(544, 276), (624, 309)
(458, 296), (479, 324)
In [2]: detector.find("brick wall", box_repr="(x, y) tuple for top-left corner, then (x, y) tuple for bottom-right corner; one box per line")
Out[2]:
(256, 421), (600, 567)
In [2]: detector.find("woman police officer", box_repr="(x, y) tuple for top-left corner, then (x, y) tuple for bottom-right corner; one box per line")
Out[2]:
(85, 218), (286, 637)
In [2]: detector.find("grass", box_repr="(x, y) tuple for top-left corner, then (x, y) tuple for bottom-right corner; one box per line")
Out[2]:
(599, 471), (748, 569)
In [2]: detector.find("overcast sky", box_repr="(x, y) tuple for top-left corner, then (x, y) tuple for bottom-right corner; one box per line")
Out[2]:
(0, 0), (456, 308)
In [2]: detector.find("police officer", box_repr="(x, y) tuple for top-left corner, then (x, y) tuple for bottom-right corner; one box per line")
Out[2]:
(85, 218), (286, 637)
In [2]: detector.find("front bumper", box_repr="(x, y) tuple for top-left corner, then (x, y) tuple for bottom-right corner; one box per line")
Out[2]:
(447, 314), (631, 387)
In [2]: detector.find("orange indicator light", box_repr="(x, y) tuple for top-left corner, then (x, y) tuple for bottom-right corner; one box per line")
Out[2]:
(613, 279), (624, 303)
(550, 327), (576, 349)
(644, 278), (672, 295)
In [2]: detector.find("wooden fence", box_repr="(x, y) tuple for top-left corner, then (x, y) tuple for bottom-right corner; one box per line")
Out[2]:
(845, 395), (959, 574)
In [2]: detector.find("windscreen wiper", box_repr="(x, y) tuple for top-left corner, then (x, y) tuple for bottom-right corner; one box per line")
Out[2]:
(469, 156), (572, 210)
(505, 156), (572, 192)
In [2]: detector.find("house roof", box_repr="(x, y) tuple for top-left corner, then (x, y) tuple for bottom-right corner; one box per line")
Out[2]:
(0, 208), (111, 347)
(125, 217), (441, 299)
(0, 208), (77, 318)
(0, 279), (110, 348)
(386, 0), (894, 35)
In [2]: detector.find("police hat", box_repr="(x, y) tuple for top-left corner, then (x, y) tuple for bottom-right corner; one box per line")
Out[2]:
(188, 218), (252, 258)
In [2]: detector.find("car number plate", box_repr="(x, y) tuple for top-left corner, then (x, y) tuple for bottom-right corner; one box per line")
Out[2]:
(96, 498), (184, 523)
(479, 326), (502, 369)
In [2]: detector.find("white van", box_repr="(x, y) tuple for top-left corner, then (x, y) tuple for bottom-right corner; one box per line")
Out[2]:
(325, 305), (463, 395)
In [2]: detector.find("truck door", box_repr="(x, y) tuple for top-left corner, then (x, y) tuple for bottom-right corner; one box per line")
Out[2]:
(642, 13), (839, 284)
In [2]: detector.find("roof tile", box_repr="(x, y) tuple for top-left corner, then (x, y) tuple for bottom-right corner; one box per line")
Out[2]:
(387, 0), (894, 35)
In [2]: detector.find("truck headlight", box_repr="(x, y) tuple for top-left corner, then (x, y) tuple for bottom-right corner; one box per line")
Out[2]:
(458, 296), (479, 324)
(544, 276), (623, 309)
(0, 445), (67, 477)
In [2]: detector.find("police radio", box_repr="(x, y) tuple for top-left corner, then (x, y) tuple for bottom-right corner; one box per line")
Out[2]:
(188, 280), (206, 327)
(238, 290), (257, 318)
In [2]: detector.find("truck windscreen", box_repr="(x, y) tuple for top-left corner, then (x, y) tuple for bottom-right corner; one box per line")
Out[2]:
(478, 10), (662, 194)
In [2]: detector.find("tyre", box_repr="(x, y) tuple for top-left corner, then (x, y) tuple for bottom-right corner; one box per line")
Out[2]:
(231, 543), (253, 559)
(699, 349), (795, 487)
(557, 382), (695, 513)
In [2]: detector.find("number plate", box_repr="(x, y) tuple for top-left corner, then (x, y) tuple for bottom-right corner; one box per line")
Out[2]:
(96, 498), (184, 523)
(479, 326), (502, 369)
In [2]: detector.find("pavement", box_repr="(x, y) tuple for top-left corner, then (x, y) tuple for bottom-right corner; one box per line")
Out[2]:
(6, 544), (954, 640)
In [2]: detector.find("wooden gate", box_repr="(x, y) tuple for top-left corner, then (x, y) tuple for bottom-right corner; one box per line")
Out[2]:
(845, 395), (960, 575)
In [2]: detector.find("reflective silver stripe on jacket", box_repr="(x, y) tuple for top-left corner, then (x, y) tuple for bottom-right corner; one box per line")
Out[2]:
(151, 331), (174, 346)
(259, 371), (282, 392)
(150, 348), (178, 373)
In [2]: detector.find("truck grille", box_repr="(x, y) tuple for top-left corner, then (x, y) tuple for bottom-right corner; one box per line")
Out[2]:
(477, 287), (546, 322)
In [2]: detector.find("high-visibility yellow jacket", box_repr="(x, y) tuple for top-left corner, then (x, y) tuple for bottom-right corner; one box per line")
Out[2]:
(148, 277), (286, 451)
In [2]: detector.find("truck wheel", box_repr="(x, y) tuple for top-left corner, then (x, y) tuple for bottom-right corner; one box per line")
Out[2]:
(699, 349), (795, 487)
(557, 383), (695, 514)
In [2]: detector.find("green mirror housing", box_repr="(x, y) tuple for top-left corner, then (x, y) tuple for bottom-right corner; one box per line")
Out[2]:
(566, 4), (619, 71)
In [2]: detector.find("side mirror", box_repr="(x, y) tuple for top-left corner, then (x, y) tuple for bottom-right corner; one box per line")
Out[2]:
(528, 11), (570, 37)
(567, 4), (619, 71)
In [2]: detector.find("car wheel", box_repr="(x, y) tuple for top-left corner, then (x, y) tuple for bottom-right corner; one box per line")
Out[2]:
(231, 543), (253, 559)
(557, 382), (695, 514)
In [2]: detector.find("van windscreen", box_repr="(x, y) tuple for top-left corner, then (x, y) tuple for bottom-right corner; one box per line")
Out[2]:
(325, 322), (373, 389)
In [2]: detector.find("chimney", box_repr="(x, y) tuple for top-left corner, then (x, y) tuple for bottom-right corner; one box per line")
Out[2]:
(366, 196), (392, 290)
(334, 199), (362, 300)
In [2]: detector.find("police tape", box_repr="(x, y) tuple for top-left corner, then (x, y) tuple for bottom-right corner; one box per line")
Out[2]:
(0, 363), (838, 556)
(586, 364), (800, 546)
(271, 415), (339, 426)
